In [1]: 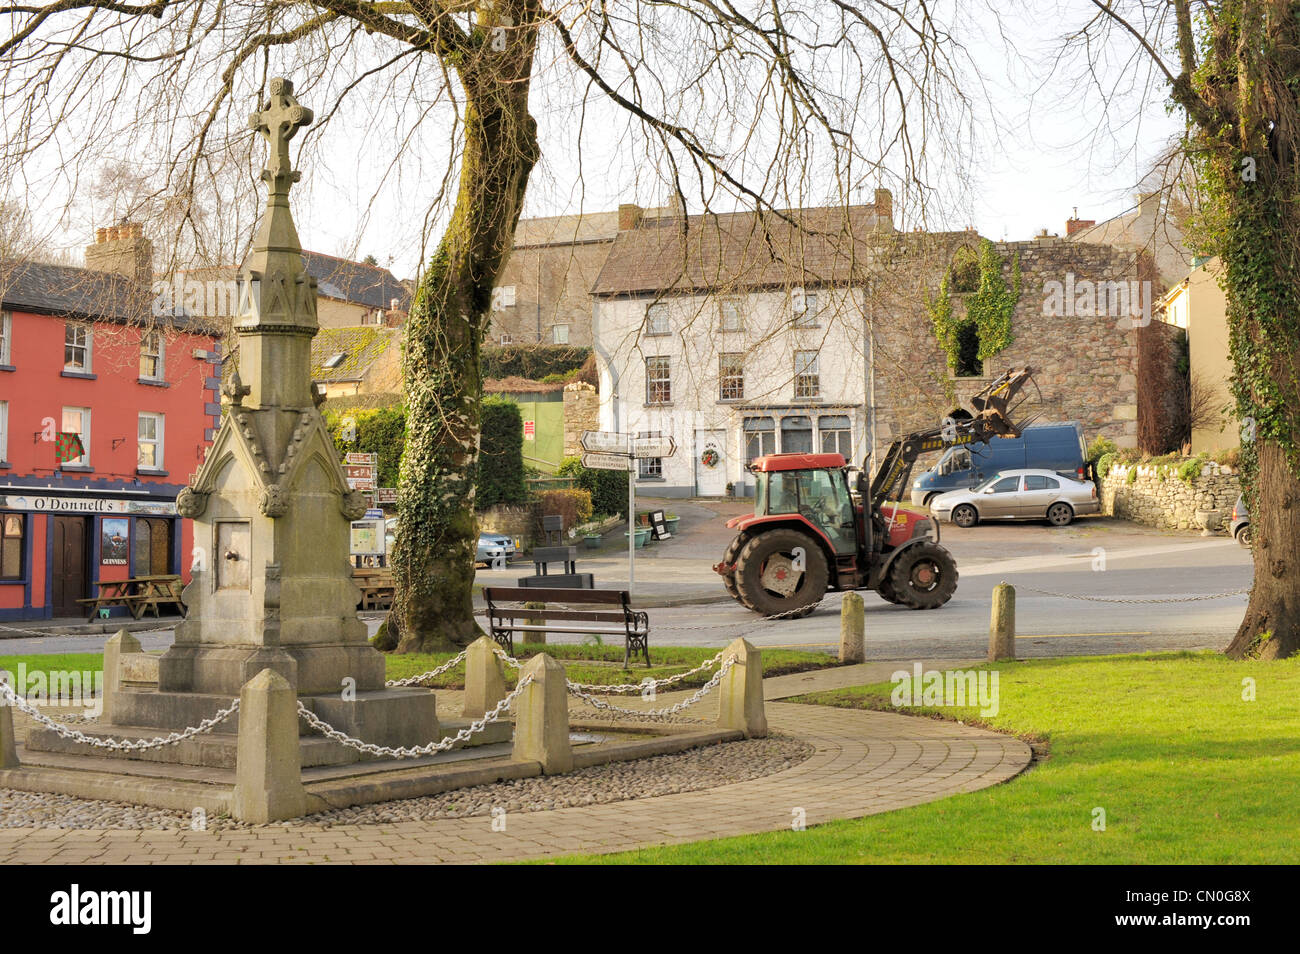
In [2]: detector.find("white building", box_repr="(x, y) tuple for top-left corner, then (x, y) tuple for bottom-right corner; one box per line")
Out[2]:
(589, 201), (889, 497)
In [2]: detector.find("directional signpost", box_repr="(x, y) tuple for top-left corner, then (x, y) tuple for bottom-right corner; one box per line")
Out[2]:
(580, 430), (678, 597)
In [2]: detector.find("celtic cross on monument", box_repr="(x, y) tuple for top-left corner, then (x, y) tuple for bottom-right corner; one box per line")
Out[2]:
(249, 77), (314, 189)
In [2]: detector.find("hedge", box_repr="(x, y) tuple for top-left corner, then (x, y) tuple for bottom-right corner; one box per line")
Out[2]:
(477, 396), (528, 509)
(482, 345), (591, 381)
(324, 406), (406, 488)
(533, 489), (593, 535)
(556, 455), (628, 519)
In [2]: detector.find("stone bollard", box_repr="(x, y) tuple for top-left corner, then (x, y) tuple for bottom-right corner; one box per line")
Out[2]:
(231, 669), (307, 823)
(511, 653), (572, 773)
(463, 635), (508, 720)
(989, 583), (1016, 662)
(0, 690), (17, 769)
(522, 601), (547, 644)
(717, 637), (768, 738)
(100, 629), (142, 725)
(839, 593), (866, 664)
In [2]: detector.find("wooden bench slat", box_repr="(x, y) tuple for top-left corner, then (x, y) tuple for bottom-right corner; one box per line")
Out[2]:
(482, 586), (625, 605)
(486, 609), (630, 624)
(502, 624), (645, 636)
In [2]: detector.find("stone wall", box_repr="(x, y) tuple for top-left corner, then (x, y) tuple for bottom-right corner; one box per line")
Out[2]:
(1102, 461), (1241, 531)
(478, 505), (537, 549)
(563, 381), (600, 458)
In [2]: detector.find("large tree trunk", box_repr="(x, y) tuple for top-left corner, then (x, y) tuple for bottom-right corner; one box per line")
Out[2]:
(1225, 429), (1300, 660)
(393, 6), (540, 652)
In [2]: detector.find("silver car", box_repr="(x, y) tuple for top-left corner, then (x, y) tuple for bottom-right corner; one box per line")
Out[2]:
(929, 468), (1100, 528)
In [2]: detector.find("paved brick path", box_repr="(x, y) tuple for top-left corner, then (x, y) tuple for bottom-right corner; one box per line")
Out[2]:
(0, 661), (1029, 863)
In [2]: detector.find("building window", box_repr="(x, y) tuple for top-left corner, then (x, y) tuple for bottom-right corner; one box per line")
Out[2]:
(60, 407), (90, 466)
(138, 412), (165, 470)
(646, 356), (671, 404)
(0, 400), (7, 461)
(0, 311), (11, 364)
(743, 416), (776, 464)
(954, 323), (983, 377)
(819, 415), (852, 458)
(499, 333), (512, 346)
(492, 285), (516, 311)
(139, 331), (165, 380)
(133, 517), (173, 575)
(719, 353), (745, 402)
(638, 457), (663, 479)
(780, 415), (813, 454)
(0, 513), (23, 580)
(794, 350), (820, 399)
(719, 298), (744, 332)
(646, 302), (670, 336)
(64, 324), (92, 372)
(792, 288), (820, 327)
(551, 324), (570, 345)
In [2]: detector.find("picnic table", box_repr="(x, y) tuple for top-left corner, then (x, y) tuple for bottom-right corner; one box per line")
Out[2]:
(352, 567), (395, 611)
(77, 574), (186, 621)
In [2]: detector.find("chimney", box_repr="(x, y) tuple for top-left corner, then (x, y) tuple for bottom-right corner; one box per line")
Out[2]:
(1136, 191), (1161, 231)
(618, 203), (644, 231)
(85, 221), (153, 285)
(1066, 206), (1096, 236)
(873, 188), (893, 230)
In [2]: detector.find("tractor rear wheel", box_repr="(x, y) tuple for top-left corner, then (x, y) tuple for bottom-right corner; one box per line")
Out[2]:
(887, 542), (958, 609)
(733, 529), (829, 617)
(720, 534), (749, 606)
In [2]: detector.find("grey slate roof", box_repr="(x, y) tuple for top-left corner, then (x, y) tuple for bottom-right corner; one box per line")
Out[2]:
(300, 251), (410, 311)
(0, 259), (200, 327)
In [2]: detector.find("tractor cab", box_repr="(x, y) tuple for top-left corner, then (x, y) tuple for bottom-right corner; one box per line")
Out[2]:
(750, 453), (857, 555)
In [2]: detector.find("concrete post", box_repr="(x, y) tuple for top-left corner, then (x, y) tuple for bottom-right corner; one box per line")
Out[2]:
(522, 601), (547, 644)
(0, 693), (17, 768)
(231, 668), (307, 823)
(989, 583), (1016, 662)
(839, 593), (866, 663)
(717, 637), (768, 738)
(463, 635), (507, 720)
(100, 629), (142, 725)
(511, 653), (572, 773)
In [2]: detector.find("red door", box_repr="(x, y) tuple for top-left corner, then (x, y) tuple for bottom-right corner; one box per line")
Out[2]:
(52, 515), (89, 617)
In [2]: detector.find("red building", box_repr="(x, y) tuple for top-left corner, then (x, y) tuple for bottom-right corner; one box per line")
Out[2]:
(0, 225), (220, 620)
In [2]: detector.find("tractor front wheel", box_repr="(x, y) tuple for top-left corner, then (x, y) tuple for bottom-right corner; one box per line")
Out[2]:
(888, 542), (958, 609)
(733, 529), (829, 617)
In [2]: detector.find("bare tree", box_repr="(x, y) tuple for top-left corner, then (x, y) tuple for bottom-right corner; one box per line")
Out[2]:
(2, 1), (985, 650)
(1073, 0), (1300, 658)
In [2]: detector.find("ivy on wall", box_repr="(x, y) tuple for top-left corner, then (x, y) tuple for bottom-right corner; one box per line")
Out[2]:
(925, 238), (1021, 373)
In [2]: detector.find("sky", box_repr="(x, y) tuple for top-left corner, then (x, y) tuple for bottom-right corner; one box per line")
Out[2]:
(18, 1), (1186, 281)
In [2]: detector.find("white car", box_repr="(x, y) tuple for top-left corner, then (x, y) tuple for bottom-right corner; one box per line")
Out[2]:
(928, 468), (1100, 528)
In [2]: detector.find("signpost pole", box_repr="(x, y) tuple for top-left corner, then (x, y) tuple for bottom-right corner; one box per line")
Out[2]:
(627, 433), (635, 599)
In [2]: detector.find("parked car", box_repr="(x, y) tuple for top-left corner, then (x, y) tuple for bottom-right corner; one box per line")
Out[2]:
(384, 518), (512, 566)
(478, 531), (517, 563)
(911, 422), (1090, 507)
(928, 468), (1100, 528)
(1230, 495), (1251, 547)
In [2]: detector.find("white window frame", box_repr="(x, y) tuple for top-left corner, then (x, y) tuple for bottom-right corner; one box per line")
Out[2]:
(645, 302), (670, 336)
(719, 298), (744, 332)
(719, 353), (745, 402)
(0, 311), (11, 364)
(139, 331), (165, 381)
(64, 323), (92, 373)
(61, 406), (90, 467)
(794, 350), (820, 399)
(818, 415), (852, 458)
(792, 289), (820, 328)
(551, 324), (570, 345)
(138, 412), (165, 471)
(646, 355), (671, 405)
(0, 401), (8, 462)
(638, 457), (663, 479)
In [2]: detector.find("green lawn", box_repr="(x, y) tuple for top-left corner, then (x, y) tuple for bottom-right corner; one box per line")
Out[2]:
(1, 644), (836, 692)
(551, 651), (1300, 864)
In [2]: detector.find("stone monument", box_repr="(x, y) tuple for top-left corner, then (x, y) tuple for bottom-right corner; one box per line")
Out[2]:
(25, 78), (436, 766)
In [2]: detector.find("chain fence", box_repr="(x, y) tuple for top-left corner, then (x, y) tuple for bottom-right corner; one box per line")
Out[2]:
(1008, 582), (1252, 604)
(564, 654), (736, 720)
(0, 619), (181, 639)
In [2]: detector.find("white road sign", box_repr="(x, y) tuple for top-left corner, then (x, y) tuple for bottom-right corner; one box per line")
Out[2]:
(633, 435), (677, 459)
(580, 430), (630, 454)
(581, 452), (634, 471)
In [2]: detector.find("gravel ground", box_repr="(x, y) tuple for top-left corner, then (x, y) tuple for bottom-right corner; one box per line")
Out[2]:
(0, 735), (813, 831)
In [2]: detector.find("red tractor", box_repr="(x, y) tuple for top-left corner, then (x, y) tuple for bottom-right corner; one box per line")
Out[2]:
(714, 368), (1038, 616)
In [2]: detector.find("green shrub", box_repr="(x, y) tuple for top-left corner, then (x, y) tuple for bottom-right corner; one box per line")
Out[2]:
(476, 396), (528, 509)
(1085, 435), (1117, 464)
(325, 406), (407, 487)
(557, 455), (628, 519)
(370, 618), (399, 652)
(1177, 452), (1210, 484)
(533, 488), (594, 533)
(1126, 466), (1138, 485)
(1096, 452), (1118, 480)
(482, 345), (591, 380)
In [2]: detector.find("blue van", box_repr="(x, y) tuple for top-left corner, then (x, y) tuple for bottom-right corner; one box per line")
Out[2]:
(910, 422), (1090, 506)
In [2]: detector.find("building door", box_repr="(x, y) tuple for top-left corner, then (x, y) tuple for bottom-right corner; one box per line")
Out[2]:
(695, 429), (727, 496)
(51, 515), (89, 617)
(133, 518), (174, 575)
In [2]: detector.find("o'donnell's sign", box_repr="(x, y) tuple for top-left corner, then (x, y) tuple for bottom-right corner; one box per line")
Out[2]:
(0, 494), (178, 516)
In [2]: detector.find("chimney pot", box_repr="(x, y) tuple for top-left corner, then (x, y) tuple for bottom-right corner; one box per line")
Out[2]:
(618, 203), (644, 231)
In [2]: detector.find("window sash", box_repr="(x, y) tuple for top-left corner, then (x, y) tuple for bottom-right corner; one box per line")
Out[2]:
(64, 325), (91, 371)
(646, 356), (671, 404)
(645, 303), (670, 336)
(138, 413), (164, 469)
(719, 299), (744, 331)
(61, 407), (89, 464)
(0, 401), (7, 461)
(0, 513), (23, 580)
(794, 351), (820, 398)
(139, 332), (164, 380)
(719, 354), (744, 401)
(0, 311), (10, 364)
